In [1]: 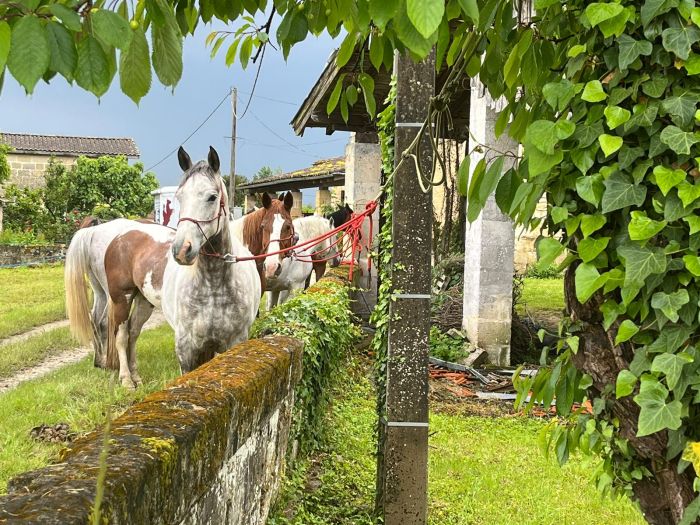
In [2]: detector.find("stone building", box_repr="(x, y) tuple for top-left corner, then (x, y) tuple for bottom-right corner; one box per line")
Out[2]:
(1, 132), (140, 189)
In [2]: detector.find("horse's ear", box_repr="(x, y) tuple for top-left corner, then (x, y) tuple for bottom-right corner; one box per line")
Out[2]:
(177, 146), (192, 171)
(208, 146), (220, 172)
(283, 191), (294, 212)
(278, 193), (284, 201)
(262, 192), (272, 209)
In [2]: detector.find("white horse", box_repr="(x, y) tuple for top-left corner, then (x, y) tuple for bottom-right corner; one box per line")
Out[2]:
(265, 216), (337, 309)
(65, 147), (260, 388)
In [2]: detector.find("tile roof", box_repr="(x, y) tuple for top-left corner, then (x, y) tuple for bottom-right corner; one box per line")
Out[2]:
(239, 156), (345, 189)
(0, 132), (140, 158)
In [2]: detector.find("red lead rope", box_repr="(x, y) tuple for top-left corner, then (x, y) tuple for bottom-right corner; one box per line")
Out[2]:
(235, 200), (378, 282)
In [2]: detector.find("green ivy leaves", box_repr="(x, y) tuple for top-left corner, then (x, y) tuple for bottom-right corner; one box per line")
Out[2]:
(634, 377), (683, 437)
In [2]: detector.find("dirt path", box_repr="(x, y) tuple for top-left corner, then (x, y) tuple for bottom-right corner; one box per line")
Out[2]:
(0, 319), (71, 348)
(0, 311), (167, 395)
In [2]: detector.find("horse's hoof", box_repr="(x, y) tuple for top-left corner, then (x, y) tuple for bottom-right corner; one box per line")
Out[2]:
(120, 377), (136, 390)
(131, 374), (143, 387)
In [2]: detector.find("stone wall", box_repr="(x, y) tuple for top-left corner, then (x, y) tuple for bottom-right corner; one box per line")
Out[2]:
(513, 195), (548, 273)
(0, 336), (304, 525)
(6, 153), (76, 189)
(0, 244), (66, 267)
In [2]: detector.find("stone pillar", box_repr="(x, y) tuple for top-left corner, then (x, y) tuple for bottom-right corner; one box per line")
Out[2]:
(243, 193), (257, 213)
(462, 81), (517, 366)
(315, 187), (331, 215)
(290, 190), (303, 218)
(344, 132), (381, 318)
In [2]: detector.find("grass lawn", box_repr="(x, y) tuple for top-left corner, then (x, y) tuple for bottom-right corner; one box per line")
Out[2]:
(0, 327), (77, 379)
(0, 264), (66, 339)
(0, 325), (178, 493)
(518, 277), (565, 328)
(269, 355), (644, 525)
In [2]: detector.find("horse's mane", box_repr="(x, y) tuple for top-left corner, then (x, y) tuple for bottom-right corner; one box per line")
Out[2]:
(178, 160), (218, 186)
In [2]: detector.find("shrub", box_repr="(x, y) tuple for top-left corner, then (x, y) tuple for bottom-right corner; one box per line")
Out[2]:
(251, 270), (360, 453)
(523, 264), (562, 279)
(429, 326), (469, 363)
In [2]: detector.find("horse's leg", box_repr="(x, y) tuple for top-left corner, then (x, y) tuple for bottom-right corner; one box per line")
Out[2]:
(268, 290), (280, 310)
(110, 294), (136, 389)
(90, 286), (108, 367)
(126, 294), (154, 387)
(278, 289), (290, 304)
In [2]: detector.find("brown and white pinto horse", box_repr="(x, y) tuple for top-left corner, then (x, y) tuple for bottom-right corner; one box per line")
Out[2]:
(230, 191), (295, 292)
(65, 147), (260, 388)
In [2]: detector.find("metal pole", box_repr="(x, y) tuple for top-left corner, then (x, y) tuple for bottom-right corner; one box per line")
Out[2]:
(379, 50), (434, 524)
(229, 87), (237, 213)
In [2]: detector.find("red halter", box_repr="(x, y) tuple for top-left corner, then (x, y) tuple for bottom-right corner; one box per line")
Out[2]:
(176, 182), (228, 259)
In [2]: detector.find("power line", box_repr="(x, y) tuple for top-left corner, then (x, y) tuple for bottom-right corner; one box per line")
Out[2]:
(236, 90), (298, 106)
(249, 110), (321, 157)
(144, 89), (232, 172)
(225, 135), (346, 146)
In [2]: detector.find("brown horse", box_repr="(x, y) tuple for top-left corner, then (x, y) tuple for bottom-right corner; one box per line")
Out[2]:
(230, 192), (295, 292)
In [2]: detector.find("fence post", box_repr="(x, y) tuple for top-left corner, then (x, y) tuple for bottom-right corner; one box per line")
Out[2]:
(379, 49), (434, 525)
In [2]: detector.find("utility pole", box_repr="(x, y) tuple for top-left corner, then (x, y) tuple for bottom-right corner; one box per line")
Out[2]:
(378, 51), (434, 524)
(229, 87), (237, 213)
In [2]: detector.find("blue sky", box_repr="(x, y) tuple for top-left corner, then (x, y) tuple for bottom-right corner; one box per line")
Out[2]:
(0, 22), (347, 204)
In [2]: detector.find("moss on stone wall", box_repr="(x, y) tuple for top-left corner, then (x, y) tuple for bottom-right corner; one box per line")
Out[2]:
(0, 336), (303, 524)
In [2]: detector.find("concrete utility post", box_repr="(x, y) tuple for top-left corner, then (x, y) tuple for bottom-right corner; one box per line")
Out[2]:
(229, 87), (237, 213)
(379, 50), (434, 524)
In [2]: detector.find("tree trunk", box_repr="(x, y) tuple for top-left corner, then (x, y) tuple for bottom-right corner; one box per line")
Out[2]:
(564, 267), (696, 525)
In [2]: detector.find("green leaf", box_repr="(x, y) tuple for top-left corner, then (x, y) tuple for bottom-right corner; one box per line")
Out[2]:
(582, 80), (607, 102)
(119, 28), (151, 104)
(618, 243), (667, 288)
(7, 16), (50, 94)
(551, 206), (568, 224)
(326, 76), (344, 115)
(634, 377), (683, 437)
(662, 94), (696, 128)
(457, 156), (470, 197)
(526, 120), (558, 155)
(576, 174), (604, 206)
(578, 237), (610, 263)
(75, 36), (111, 97)
(406, 0), (444, 39)
(651, 290), (690, 323)
(336, 32), (356, 68)
(543, 79), (577, 111)
(662, 26), (700, 61)
(394, 3), (438, 56)
(683, 254), (700, 276)
(602, 173), (647, 213)
(685, 53), (700, 75)
(580, 214), (606, 238)
(599, 134), (623, 157)
(568, 44), (586, 58)
(585, 3), (624, 27)
(572, 147), (597, 175)
(92, 9), (132, 50)
(0, 21), (8, 72)
(641, 0), (673, 26)
(526, 145), (563, 177)
(651, 352), (692, 390)
(660, 125), (700, 155)
(628, 211), (667, 241)
(369, 0), (399, 29)
(458, 0), (479, 25)
(679, 496), (700, 525)
(617, 34), (653, 70)
(46, 21), (77, 81)
(345, 84), (358, 106)
(48, 4), (81, 31)
(358, 73), (376, 118)
(677, 181), (700, 207)
(239, 36), (253, 69)
(597, 9), (630, 38)
(536, 237), (564, 267)
(578, 237), (610, 262)
(575, 262), (609, 303)
(604, 106), (631, 129)
(151, 17), (183, 87)
(684, 215), (700, 235)
(369, 34), (384, 71)
(616, 369), (638, 397)
(653, 166), (686, 196)
(615, 321), (639, 346)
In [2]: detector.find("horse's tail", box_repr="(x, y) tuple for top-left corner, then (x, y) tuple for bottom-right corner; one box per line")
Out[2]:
(106, 297), (120, 370)
(64, 228), (94, 346)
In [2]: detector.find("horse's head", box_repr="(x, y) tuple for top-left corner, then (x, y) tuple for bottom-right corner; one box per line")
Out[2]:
(172, 146), (227, 265)
(78, 215), (102, 229)
(260, 191), (295, 279)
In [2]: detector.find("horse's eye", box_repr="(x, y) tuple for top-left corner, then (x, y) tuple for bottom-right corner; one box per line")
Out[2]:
(207, 194), (217, 202)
